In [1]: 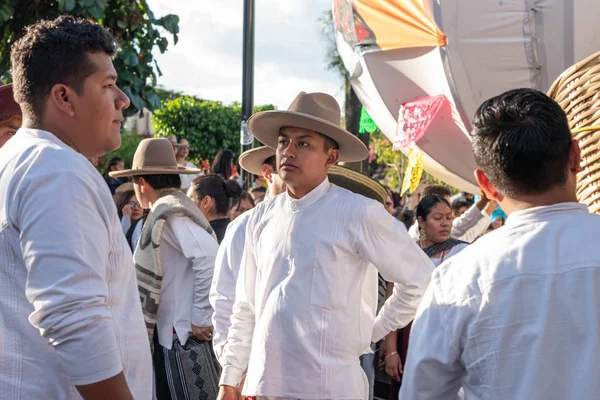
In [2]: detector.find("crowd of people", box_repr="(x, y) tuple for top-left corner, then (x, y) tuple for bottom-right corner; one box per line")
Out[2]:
(2, 15), (600, 400)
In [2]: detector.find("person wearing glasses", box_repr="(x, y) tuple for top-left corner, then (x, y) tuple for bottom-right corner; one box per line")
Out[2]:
(116, 189), (145, 250)
(176, 138), (202, 190)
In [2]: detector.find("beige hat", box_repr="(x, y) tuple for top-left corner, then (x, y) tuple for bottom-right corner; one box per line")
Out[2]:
(328, 165), (387, 204)
(238, 146), (276, 176)
(248, 92), (368, 162)
(109, 138), (201, 178)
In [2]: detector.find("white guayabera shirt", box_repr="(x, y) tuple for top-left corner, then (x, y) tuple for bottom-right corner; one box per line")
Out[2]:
(401, 203), (600, 400)
(220, 178), (434, 399)
(0, 128), (152, 399)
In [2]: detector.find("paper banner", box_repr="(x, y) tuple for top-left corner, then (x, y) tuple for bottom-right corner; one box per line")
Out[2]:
(394, 94), (447, 150)
(401, 147), (424, 195)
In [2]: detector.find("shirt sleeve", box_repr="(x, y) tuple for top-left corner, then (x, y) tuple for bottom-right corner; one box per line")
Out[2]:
(17, 172), (124, 386)
(210, 214), (249, 364)
(355, 201), (435, 342)
(170, 216), (219, 328)
(457, 213), (491, 243)
(219, 214), (258, 387)
(451, 203), (483, 238)
(121, 215), (132, 234)
(398, 278), (463, 399)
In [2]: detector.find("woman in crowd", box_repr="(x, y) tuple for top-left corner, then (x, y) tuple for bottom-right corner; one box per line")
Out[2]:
(211, 149), (235, 180)
(176, 138), (202, 191)
(228, 191), (255, 221)
(188, 174), (242, 243)
(116, 189), (145, 250)
(383, 194), (468, 398)
(104, 157), (128, 195)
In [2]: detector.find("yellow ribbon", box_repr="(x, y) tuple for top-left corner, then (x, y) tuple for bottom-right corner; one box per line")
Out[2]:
(571, 126), (600, 135)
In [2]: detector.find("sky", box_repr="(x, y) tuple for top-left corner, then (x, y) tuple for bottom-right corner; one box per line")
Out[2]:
(146, 0), (344, 110)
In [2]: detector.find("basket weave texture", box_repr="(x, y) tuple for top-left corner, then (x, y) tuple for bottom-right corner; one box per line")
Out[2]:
(548, 51), (600, 214)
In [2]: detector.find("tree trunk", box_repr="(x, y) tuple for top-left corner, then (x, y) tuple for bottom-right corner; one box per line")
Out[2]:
(344, 78), (369, 172)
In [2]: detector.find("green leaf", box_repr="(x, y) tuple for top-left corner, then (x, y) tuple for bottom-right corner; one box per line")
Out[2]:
(144, 91), (161, 110)
(120, 48), (139, 67)
(117, 20), (128, 29)
(64, 0), (76, 12)
(96, 0), (107, 8)
(88, 5), (104, 19)
(119, 70), (134, 83)
(84, 0), (95, 6)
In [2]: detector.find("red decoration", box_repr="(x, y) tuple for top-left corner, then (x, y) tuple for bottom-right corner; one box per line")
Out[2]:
(394, 95), (447, 149)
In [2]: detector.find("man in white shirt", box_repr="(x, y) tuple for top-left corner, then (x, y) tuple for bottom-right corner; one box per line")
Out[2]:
(110, 138), (220, 400)
(0, 16), (152, 399)
(400, 88), (600, 399)
(218, 92), (434, 400)
(211, 146), (286, 368)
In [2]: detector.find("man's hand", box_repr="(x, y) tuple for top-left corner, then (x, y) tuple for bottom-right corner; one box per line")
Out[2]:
(385, 352), (404, 382)
(217, 385), (238, 400)
(476, 190), (491, 211)
(192, 325), (213, 341)
(378, 344), (387, 369)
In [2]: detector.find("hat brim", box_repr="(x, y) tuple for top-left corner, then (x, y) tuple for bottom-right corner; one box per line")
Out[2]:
(248, 110), (368, 162)
(109, 166), (201, 178)
(327, 165), (387, 204)
(239, 146), (276, 176)
(0, 84), (21, 119)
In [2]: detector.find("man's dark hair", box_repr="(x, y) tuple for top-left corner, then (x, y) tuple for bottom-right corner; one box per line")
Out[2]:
(318, 133), (339, 152)
(451, 200), (470, 214)
(249, 186), (267, 195)
(136, 174), (181, 191)
(422, 185), (452, 199)
(10, 16), (117, 121)
(263, 155), (277, 171)
(471, 88), (572, 197)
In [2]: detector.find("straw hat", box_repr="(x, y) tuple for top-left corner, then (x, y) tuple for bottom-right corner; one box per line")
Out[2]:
(238, 146), (276, 176)
(0, 82), (21, 119)
(328, 164), (388, 204)
(249, 92), (368, 162)
(109, 138), (201, 178)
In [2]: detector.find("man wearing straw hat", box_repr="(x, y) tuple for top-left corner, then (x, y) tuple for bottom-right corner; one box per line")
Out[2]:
(218, 92), (434, 400)
(110, 138), (220, 400)
(0, 81), (22, 148)
(0, 17), (152, 399)
(400, 88), (600, 400)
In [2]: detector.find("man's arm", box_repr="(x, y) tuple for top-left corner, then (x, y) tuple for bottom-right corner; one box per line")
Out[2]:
(457, 200), (497, 243)
(219, 214), (258, 392)
(355, 202), (435, 342)
(398, 281), (463, 399)
(17, 172), (131, 398)
(210, 213), (250, 364)
(451, 194), (490, 238)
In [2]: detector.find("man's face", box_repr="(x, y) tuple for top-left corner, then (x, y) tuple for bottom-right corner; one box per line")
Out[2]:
(68, 52), (130, 158)
(276, 127), (338, 194)
(0, 114), (22, 148)
(454, 206), (468, 218)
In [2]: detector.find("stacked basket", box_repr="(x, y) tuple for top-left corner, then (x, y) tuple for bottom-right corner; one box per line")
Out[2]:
(548, 51), (600, 214)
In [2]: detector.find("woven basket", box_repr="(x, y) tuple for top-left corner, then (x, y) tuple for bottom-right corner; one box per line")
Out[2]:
(547, 51), (600, 214)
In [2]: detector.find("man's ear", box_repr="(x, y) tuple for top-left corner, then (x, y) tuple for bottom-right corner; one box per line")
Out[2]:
(569, 139), (582, 173)
(474, 169), (501, 202)
(262, 164), (273, 184)
(49, 83), (76, 118)
(326, 148), (339, 167)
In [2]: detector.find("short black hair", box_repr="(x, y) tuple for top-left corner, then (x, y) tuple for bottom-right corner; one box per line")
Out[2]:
(189, 174), (242, 215)
(249, 186), (267, 195)
(263, 155), (277, 171)
(471, 88), (572, 197)
(136, 174), (181, 191)
(417, 195), (451, 221)
(10, 16), (117, 121)
(422, 185), (452, 199)
(318, 132), (339, 152)
(451, 200), (470, 214)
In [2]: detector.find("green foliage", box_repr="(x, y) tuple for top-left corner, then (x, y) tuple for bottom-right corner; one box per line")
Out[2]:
(0, 0), (179, 117)
(152, 96), (276, 163)
(319, 10), (347, 79)
(102, 129), (144, 172)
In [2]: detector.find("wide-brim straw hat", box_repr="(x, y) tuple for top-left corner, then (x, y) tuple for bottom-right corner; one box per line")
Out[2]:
(109, 138), (201, 178)
(0, 82), (21, 119)
(239, 146), (276, 176)
(328, 164), (388, 204)
(249, 92), (368, 162)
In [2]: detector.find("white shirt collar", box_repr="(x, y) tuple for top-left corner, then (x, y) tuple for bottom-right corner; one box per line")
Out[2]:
(285, 177), (331, 211)
(17, 127), (73, 151)
(505, 202), (588, 226)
